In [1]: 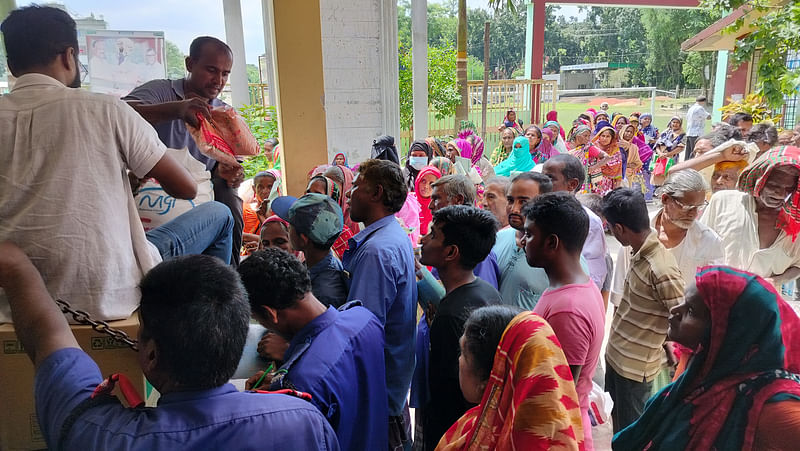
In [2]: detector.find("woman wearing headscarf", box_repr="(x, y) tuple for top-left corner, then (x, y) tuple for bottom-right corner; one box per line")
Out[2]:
(544, 120), (568, 154)
(490, 127), (517, 166)
(545, 110), (566, 140)
(534, 127), (560, 164)
(611, 114), (629, 131)
(494, 136), (535, 176)
(639, 113), (659, 149)
(425, 136), (447, 158)
(498, 109), (525, 135)
(404, 140), (434, 191)
(330, 152), (349, 168)
(568, 124), (592, 153)
(371, 135), (400, 164)
(242, 169), (282, 255)
(323, 164), (360, 234)
(619, 123), (646, 193)
(651, 116), (687, 182)
(614, 266), (800, 450)
(459, 129), (495, 180)
(412, 166), (442, 237)
(436, 310), (584, 451)
(590, 121), (625, 195)
(429, 156), (455, 176)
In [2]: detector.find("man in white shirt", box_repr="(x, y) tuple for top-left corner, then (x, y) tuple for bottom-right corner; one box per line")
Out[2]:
(612, 169), (724, 305)
(701, 146), (800, 288)
(0, 5), (232, 323)
(685, 95), (711, 162)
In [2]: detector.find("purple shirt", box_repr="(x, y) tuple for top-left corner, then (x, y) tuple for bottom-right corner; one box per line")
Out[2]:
(35, 348), (339, 450)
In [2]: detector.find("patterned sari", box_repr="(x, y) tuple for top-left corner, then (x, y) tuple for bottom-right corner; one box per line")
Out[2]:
(614, 266), (800, 450)
(436, 312), (583, 451)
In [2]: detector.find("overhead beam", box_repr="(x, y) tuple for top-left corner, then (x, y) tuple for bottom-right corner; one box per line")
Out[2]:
(545, 0), (699, 7)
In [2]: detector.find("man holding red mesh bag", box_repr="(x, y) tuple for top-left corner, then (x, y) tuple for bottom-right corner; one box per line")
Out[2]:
(125, 36), (256, 265)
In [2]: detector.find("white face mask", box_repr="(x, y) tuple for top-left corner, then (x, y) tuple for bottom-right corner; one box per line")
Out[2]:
(409, 156), (428, 171)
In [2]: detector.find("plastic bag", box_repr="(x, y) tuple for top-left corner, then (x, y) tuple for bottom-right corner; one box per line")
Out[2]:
(587, 381), (613, 427)
(186, 105), (259, 167)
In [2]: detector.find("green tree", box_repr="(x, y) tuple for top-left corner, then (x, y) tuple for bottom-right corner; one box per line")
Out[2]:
(702, 0), (800, 108)
(399, 45), (461, 129)
(246, 64), (260, 84)
(165, 40), (185, 79)
(467, 55), (484, 80)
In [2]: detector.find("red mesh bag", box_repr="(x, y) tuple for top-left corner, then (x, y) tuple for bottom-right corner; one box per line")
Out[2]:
(187, 105), (259, 167)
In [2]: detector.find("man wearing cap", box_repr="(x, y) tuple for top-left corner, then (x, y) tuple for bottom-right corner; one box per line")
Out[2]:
(271, 194), (348, 308)
(239, 248), (388, 451)
(685, 95), (711, 162)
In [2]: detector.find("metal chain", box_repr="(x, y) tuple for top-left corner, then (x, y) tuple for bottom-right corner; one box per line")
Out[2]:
(55, 298), (139, 351)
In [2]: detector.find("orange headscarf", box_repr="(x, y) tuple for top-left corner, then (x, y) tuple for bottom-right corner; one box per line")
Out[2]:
(436, 312), (584, 451)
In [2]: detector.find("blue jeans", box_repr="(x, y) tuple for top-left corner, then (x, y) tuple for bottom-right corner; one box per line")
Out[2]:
(146, 201), (234, 264)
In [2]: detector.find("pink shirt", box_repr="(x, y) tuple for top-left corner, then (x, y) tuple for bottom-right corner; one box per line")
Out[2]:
(533, 281), (606, 450)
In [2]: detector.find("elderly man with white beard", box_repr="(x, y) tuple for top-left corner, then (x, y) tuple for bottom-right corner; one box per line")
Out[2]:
(611, 169), (724, 304)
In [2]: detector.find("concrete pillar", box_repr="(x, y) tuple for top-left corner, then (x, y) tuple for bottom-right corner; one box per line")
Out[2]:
(524, 3), (533, 79)
(259, 0), (277, 107)
(264, 0), (328, 196)
(222, 0), (250, 108)
(380, 1), (401, 141)
(411, 0), (428, 140)
(712, 50), (729, 123)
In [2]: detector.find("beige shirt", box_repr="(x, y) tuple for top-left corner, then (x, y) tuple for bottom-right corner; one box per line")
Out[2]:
(700, 190), (800, 280)
(0, 74), (165, 323)
(606, 233), (684, 382)
(611, 210), (724, 304)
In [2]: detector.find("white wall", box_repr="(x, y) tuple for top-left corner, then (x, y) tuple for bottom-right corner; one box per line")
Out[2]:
(320, 0), (400, 164)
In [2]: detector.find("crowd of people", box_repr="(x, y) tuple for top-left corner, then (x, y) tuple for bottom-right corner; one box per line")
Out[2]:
(4, 5), (800, 451)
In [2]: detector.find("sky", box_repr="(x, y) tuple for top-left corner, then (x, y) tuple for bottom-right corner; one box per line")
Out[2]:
(26, 1), (581, 65)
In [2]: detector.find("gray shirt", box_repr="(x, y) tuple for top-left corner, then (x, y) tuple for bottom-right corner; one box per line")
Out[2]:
(124, 79), (226, 171)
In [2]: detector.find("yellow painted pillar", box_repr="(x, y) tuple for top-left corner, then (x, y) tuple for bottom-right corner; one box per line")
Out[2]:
(264, 0), (329, 197)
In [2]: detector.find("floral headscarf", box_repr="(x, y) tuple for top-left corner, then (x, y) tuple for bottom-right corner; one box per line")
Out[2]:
(437, 312), (584, 451)
(429, 156), (455, 176)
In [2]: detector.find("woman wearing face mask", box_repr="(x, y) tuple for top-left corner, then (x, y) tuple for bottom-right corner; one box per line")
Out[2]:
(404, 140), (434, 191)
(494, 136), (536, 177)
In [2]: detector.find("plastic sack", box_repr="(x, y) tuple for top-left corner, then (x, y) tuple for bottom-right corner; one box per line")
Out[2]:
(135, 147), (214, 231)
(187, 105), (259, 167)
(587, 381), (613, 427)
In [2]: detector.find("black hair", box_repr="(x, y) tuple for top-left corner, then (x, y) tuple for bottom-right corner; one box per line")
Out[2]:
(432, 205), (499, 269)
(511, 172), (553, 194)
(1, 5), (79, 75)
(747, 123), (779, 146)
(238, 249), (312, 312)
(265, 138), (279, 146)
(253, 171), (276, 183)
(699, 123), (742, 149)
(576, 193), (604, 219)
(728, 112), (754, 126)
(357, 159), (408, 213)
(547, 154), (586, 193)
(188, 36), (232, 60)
(602, 188), (650, 233)
(524, 125), (543, 139)
(462, 305), (522, 383)
(523, 192), (589, 253)
(139, 255), (249, 390)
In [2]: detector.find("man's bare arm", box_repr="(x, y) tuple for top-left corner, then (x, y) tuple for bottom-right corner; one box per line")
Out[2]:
(0, 242), (79, 368)
(126, 98), (211, 128)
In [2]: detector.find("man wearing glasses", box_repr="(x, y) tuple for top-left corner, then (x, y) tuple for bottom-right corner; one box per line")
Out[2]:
(611, 169), (723, 299)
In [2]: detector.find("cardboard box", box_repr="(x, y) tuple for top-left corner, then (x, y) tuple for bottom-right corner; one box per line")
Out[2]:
(0, 314), (145, 450)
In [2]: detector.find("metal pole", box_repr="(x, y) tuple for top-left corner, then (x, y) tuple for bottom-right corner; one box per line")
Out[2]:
(651, 87), (656, 117)
(481, 22), (490, 138)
